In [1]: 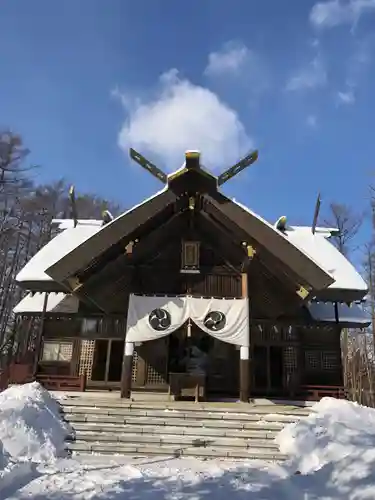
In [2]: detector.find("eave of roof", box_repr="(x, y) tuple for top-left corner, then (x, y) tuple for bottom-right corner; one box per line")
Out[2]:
(46, 187), (176, 285)
(15, 224), (101, 289)
(13, 292), (79, 315)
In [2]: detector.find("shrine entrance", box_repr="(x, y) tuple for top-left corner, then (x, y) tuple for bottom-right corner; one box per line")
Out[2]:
(130, 323), (239, 398)
(89, 339), (125, 388)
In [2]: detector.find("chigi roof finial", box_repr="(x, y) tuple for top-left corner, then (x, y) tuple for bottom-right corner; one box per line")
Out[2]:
(129, 147), (259, 187)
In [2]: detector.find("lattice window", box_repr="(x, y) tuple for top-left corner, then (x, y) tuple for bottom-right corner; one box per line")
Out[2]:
(322, 352), (339, 371)
(79, 340), (95, 379)
(132, 350), (139, 382)
(284, 346), (298, 373)
(146, 363), (166, 385)
(42, 341), (73, 362)
(305, 350), (320, 370)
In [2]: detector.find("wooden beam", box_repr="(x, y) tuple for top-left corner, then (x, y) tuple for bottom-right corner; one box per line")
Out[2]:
(197, 211), (246, 264)
(47, 189), (177, 285)
(202, 201), (304, 299)
(129, 148), (168, 184)
(32, 293), (49, 376)
(218, 150), (258, 186)
(70, 215), (186, 312)
(204, 192), (334, 291)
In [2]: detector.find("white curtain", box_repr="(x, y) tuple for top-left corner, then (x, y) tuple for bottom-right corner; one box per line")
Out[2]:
(126, 295), (189, 342)
(190, 297), (249, 347)
(126, 294), (249, 347)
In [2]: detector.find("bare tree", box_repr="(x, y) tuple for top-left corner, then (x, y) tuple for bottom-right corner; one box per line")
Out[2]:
(0, 132), (123, 368)
(323, 202), (364, 257)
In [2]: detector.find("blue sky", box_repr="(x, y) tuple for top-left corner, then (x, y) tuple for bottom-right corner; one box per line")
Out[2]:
(1, 0), (375, 254)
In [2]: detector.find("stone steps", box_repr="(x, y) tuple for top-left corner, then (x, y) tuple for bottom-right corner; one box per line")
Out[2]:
(63, 407), (307, 424)
(68, 430), (279, 449)
(59, 396), (310, 461)
(61, 398), (310, 415)
(68, 422), (280, 439)
(68, 440), (287, 460)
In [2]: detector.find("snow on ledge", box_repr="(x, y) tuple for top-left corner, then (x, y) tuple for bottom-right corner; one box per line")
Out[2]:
(16, 225), (101, 283)
(13, 292), (79, 314)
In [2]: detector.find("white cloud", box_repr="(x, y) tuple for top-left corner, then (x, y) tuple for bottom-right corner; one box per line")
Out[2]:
(204, 41), (270, 100)
(286, 57), (327, 91)
(337, 89), (356, 103)
(205, 41), (255, 77)
(334, 39), (372, 104)
(307, 114), (318, 127)
(310, 0), (375, 29)
(117, 69), (253, 171)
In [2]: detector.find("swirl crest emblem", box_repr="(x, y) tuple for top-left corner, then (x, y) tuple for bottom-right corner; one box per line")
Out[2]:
(148, 308), (171, 331)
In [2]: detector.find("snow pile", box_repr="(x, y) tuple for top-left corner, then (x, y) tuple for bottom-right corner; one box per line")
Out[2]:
(277, 397), (375, 496)
(0, 382), (71, 466)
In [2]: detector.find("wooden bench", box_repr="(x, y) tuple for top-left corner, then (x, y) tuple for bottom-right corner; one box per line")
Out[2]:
(36, 374), (87, 392)
(302, 385), (346, 401)
(169, 373), (206, 402)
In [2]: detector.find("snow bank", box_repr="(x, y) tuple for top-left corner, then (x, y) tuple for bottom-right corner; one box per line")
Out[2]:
(277, 397), (375, 496)
(0, 382), (72, 466)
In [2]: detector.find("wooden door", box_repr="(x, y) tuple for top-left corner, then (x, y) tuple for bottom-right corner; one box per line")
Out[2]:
(253, 344), (284, 395)
(90, 339), (124, 384)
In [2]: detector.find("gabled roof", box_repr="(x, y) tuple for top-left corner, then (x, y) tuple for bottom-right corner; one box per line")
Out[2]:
(43, 163), (337, 297)
(14, 156), (368, 304)
(15, 223), (101, 290)
(285, 226), (367, 301)
(46, 187), (176, 285)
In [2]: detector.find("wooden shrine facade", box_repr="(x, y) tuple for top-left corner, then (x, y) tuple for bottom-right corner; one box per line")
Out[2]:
(13, 308), (343, 399)
(10, 150), (369, 401)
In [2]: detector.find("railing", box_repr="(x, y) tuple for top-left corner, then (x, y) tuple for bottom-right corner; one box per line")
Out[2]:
(0, 362), (87, 393)
(36, 373), (86, 392)
(301, 384), (346, 401)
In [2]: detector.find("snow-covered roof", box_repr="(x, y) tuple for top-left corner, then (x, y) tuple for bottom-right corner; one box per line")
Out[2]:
(15, 224), (101, 285)
(15, 167), (367, 300)
(13, 292), (79, 314)
(308, 301), (370, 327)
(233, 199), (335, 278)
(285, 226), (367, 295)
(51, 219), (103, 230)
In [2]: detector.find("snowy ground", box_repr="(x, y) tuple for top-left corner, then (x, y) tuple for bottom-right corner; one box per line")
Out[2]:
(1, 383), (375, 499)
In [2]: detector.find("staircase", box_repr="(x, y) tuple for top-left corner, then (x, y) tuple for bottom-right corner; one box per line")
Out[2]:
(59, 394), (311, 461)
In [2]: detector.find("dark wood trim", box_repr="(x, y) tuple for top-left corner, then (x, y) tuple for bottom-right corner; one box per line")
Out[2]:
(315, 288), (367, 303)
(46, 189), (178, 285)
(197, 212), (245, 267)
(204, 192), (334, 291)
(32, 293), (49, 376)
(121, 354), (133, 398)
(15, 281), (67, 292)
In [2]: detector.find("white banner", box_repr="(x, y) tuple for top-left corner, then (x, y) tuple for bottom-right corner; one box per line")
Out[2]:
(126, 295), (190, 343)
(126, 294), (249, 347)
(189, 296), (249, 346)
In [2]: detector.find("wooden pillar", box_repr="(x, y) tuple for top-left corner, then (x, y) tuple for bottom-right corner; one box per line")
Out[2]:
(121, 341), (134, 398)
(239, 273), (250, 402)
(33, 292), (49, 377)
